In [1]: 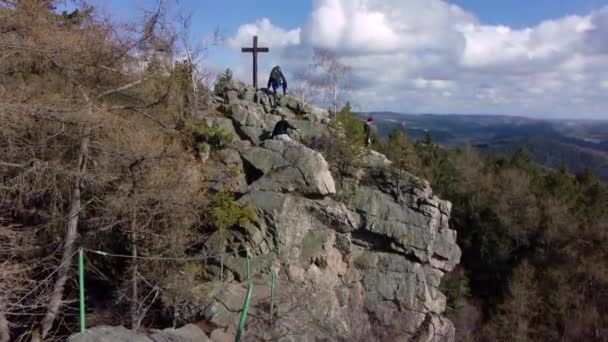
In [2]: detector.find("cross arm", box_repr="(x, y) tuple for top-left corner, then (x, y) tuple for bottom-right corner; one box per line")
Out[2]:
(241, 47), (269, 53)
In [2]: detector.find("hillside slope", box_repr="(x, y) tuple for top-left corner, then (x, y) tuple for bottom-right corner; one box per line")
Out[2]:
(361, 112), (608, 180)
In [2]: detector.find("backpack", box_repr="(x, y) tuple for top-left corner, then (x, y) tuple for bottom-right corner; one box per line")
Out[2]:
(271, 67), (282, 82)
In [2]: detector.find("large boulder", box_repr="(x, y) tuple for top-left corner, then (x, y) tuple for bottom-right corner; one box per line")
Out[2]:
(353, 168), (461, 272)
(222, 100), (270, 145)
(68, 325), (210, 342)
(216, 79), (250, 104)
(201, 148), (248, 194)
(241, 140), (336, 196)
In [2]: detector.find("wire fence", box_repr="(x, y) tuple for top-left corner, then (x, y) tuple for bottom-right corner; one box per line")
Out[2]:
(87, 246), (259, 341)
(8, 239), (281, 341)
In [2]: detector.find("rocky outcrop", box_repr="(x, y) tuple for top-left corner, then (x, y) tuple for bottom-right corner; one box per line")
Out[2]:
(242, 140), (336, 195)
(202, 148), (248, 194)
(68, 324), (210, 342)
(215, 79), (331, 146)
(71, 79), (461, 342)
(164, 164), (460, 341)
(175, 164), (460, 340)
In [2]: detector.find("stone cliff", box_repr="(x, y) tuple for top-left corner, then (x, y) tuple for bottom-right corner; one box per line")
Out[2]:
(69, 80), (461, 342)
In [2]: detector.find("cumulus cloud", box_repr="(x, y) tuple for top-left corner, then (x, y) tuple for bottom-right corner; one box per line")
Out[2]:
(226, 18), (300, 49)
(301, 0), (401, 54)
(459, 15), (593, 70)
(223, 0), (608, 118)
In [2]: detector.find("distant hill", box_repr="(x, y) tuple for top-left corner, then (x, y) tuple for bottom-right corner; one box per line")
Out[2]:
(357, 112), (608, 180)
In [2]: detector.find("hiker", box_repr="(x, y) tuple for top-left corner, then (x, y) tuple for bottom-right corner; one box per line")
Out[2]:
(267, 65), (287, 96)
(272, 114), (300, 142)
(364, 117), (375, 146)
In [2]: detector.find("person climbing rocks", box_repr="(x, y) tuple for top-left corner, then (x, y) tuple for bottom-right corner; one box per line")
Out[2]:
(364, 117), (376, 146)
(267, 65), (287, 95)
(272, 114), (300, 142)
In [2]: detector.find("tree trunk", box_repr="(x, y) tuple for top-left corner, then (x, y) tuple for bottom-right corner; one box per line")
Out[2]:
(333, 83), (337, 117)
(31, 127), (90, 342)
(131, 207), (138, 331)
(0, 308), (9, 342)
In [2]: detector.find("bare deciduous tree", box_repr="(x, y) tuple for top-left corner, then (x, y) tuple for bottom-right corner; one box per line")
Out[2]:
(0, 1), (212, 339)
(311, 48), (352, 116)
(177, 12), (225, 115)
(289, 68), (317, 110)
(32, 126), (90, 342)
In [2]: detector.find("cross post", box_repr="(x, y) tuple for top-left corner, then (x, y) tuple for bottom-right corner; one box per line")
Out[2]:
(241, 35), (269, 89)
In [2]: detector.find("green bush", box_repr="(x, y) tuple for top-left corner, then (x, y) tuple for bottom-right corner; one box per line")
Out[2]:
(188, 122), (234, 148)
(211, 191), (257, 232)
(379, 129), (420, 186)
(326, 103), (367, 185)
(181, 262), (205, 280)
(213, 68), (233, 95)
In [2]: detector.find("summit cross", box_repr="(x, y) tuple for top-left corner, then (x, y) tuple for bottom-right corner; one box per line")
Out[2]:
(241, 35), (269, 89)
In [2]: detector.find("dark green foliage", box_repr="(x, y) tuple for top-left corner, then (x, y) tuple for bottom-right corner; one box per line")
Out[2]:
(414, 135), (458, 196)
(188, 122), (234, 149)
(440, 268), (470, 314)
(381, 130), (419, 172)
(381, 131), (608, 341)
(326, 103), (367, 186)
(58, 7), (93, 26)
(459, 205), (512, 304)
(377, 129), (421, 188)
(333, 102), (366, 159)
(211, 191), (256, 232)
(214, 68), (233, 94)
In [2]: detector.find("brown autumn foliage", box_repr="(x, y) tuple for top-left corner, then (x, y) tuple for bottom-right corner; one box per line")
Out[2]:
(0, 0), (223, 339)
(409, 139), (608, 342)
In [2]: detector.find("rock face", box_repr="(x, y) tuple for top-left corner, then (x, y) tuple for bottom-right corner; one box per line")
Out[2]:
(216, 79), (331, 146)
(71, 79), (461, 342)
(68, 324), (210, 342)
(242, 140), (336, 195)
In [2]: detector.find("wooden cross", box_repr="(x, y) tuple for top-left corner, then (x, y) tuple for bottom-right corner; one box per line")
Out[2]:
(241, 35), (269, 89)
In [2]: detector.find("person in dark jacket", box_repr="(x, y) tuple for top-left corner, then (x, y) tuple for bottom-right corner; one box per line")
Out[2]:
(272, 115), (300, 142)
(267, 65), (287, 95)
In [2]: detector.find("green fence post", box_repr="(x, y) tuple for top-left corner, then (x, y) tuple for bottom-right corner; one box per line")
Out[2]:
(78, 247), (86, 333)
(235, 249), (253, 342)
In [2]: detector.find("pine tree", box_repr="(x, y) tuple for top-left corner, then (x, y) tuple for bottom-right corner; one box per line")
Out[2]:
(214, 68), (233, 94)
(326, 102), (366, 187)
(381, 129), (420, 187)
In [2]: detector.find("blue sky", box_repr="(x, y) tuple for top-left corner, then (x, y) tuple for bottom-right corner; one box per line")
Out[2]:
(90, 0), (608, 118)
(91, 0), (608, 32)
(452, 0), (608, 27)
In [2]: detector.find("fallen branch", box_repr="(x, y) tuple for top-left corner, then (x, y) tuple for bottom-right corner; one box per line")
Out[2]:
(108, 106), (172, 130)
(0, 161), (24, 169)
(96, 76), (150, 100)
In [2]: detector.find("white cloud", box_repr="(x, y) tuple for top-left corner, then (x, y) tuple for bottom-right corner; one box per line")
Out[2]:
(412, 78), (455, 90)
(223, 1), (608, 118)
(301, 0), (401, 54)
(226, 18), (300, 49)
(459, 15), (592, 69)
